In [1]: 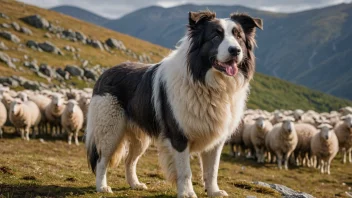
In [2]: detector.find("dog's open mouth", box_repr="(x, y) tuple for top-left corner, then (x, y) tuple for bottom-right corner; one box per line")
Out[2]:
(213, 59), (238, 76)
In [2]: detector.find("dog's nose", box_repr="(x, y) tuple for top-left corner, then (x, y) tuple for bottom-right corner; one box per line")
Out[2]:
(228, 46), (241, 56)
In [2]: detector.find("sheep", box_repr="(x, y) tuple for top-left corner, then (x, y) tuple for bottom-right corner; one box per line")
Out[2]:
(61, 99), (84, 145)
(229, 120), (245, 157)
(17, 92), (29, 102)
(334, 114), (352, 164)
(78, 93), (91, 126)
(340, 107), (352, 116)
(265, 117), (298, 170)
(1, 93), (14, 110)
(28, 93), (51, 134)
(45, 93), (66, 136)
(293, 123), (318, 167)
(270, 112), (284, 125)
(242, 122), (255, 158)
(311, 124), (339, 174)
(0, 100), (7, 138)
(9, 99), (41, 140)
(249, 116), (273, 163)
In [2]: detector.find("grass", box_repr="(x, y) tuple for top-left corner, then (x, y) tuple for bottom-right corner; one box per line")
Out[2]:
(1, 130), (352, 198)
(0, 0), (352, 112)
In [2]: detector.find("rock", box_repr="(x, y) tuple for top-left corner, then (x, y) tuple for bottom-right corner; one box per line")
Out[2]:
(11, 76), (27, 85)
(88, 39), (104, 50)
(11, 58), (20, 63)
(23, 61), (39, 71)
(0, 52), (16, 69)
(0, 13), (9, 19)
(24, 55), (28, 60)
(35, 71), (51, 81)
(0, 42), (8, 50)
(26, 40), (38, 49)
(84, 69), (97, 81)
(64, 65), (83, 77)
(20, 26), (33, 35)
(82, 60), (89, 67)
(0, 30), (21, 43)
(37, 41), (62, 55)
(11, 22), (21, 31)
(39, 64), (56, 78)
(105, 38), (126, 50)
(253, 181), (314, 198)
(0, 77), (19, 87)
(103, 43), (110, 51)
(20, 15), (49, 29)
(44, 32), (52, 38)
(23, 80), (41, 90)
(56, 68), (70, 80)
(1, 23), (10, 28)
(75, 31), (86, 42)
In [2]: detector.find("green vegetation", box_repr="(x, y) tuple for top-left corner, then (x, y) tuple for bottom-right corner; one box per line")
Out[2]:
(1, 132), (351, 197)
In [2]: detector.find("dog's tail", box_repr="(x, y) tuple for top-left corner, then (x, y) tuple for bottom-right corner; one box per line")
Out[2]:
(85, 122), (99, 174)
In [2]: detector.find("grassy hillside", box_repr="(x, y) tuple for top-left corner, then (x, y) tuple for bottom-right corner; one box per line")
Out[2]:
(0, 0), (351, 112)
(1, 132), (352, 198)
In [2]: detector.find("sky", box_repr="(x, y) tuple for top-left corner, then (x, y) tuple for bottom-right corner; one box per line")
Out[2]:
(19, 0), (352, 19)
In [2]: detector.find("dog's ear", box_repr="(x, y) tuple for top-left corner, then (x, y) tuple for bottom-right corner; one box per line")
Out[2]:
(189, 10), (216, 29)
(230, 13), (263, 34)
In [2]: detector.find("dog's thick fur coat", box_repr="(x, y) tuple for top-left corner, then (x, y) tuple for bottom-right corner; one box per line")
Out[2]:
(86, 10), (262, 197)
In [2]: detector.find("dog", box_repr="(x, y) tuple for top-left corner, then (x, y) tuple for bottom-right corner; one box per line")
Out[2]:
(85, 10), (262, 197)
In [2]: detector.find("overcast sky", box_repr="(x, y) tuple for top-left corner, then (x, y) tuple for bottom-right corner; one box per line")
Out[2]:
(19, 0), (352, 19)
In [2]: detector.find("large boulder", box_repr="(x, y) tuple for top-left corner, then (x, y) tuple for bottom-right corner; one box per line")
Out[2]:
(75, 31), (86, 42)
(0, 51), (16, 69)
(0, 77), (19, 87)
(105, 38), (126, 50)
(56, 68), (70, 80)
(39, 64), (56, 78)
(37, 41), (62, 55)
(64, 65), (84, 77)
(23, 80), (41, 90)
(26, 40), (38, 49)
(0, 30), (20, 43)
(23, 61), (39, 71)
(62, 29), (76, 39)
(87, 39), (104, 50)
(20, 15), (49, 29)
(84, 69), (97, 81)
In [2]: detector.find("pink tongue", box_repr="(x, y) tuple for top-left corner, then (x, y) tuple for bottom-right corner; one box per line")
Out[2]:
(226, 66), (238, 76)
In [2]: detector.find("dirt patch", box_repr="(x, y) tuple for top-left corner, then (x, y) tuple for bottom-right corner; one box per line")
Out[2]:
(0, 166), (14, 175)
(65, 177), (77, 182)
(22, 175), (37, 180)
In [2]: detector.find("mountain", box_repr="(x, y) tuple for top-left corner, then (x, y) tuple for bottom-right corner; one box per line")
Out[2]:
(0, 0), (351, 112)
(50, 5), (110, 26)
(100, 3), (352, 100)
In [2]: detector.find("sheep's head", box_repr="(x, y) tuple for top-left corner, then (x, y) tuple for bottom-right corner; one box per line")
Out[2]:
(317, 123), (334, 140)
(10, 99), (23, 115)
(50, 94), (65, 108)
(341, 114), (352, 129)
(82, 96), (91, 106)
(281, 117), (295, 134)
(64, 99), (78, 114)
(17, 92), (28, 102)
(253, 116), (268, 130)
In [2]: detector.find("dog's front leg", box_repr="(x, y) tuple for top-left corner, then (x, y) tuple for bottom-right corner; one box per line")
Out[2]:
(174, 145), (197, 198)
(201, 140), (228, 197)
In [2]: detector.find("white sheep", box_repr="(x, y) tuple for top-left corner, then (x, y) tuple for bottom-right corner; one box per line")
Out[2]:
(78, 93), (91, 125)
(229, 120), (245, 157)
(9, 99), (41, 140)
(293, 123), (318, 167)
(270, 112), (284, 125)
(249, 116), (273, 163)
(311, 123), (339, 174)
(28, 93), (51, 134)
(334, 114), (352, 164)
(0, 100), (7, 138)
(45, 93), (66, 136)
(61, 99), (84, 145)
(340, 107), (352, 116)
(265, 117), (298, 170)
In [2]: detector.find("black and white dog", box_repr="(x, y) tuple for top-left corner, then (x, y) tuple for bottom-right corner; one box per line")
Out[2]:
(86, 10), (262, 197)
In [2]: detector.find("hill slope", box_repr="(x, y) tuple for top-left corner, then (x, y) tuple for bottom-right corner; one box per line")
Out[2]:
(0, 0), (351, 112)
(100, 3), (352, 100)
(50, 5), (110, 26)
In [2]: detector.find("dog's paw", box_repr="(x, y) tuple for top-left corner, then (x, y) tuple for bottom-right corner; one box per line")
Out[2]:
(208, 190), (228, 197)
(131, 183), (148, 190)
(178, 191), (197, 198)
(98, 186), (113, 193)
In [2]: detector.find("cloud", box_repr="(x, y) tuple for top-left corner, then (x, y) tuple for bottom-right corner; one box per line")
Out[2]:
(19, 0), (352, 19)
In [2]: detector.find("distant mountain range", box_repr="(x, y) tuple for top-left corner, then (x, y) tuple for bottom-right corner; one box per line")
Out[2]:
(51, 4), (352, 100)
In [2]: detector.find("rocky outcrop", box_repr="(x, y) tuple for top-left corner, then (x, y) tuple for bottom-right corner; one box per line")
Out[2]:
(64, 65), (84, 77)
(0, 30), (20, 43)
(37, 41), (63, 55)
(105, 38), (126, 50)
(253, 181), (314, 198)
(0, 52), (16, 69)
(20, 15), (49, 29)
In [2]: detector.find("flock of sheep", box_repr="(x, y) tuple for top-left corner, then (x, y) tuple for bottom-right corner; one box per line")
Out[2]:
(0, 85), (90, 145)
(1, 84), (352, 175)
(229, 107), (352, 174)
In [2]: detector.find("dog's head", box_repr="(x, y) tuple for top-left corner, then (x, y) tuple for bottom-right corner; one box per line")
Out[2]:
(187, 10), (263, 83)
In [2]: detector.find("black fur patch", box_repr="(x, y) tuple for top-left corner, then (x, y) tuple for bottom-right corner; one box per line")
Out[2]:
(88, 141), (99, 174)
(93, 62), (160, 137)
(159, 83), (188, 152)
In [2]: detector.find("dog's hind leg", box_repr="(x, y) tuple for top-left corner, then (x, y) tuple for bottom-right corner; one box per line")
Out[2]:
(86, 95), (127, 193)
(125, 124), (150, 190)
